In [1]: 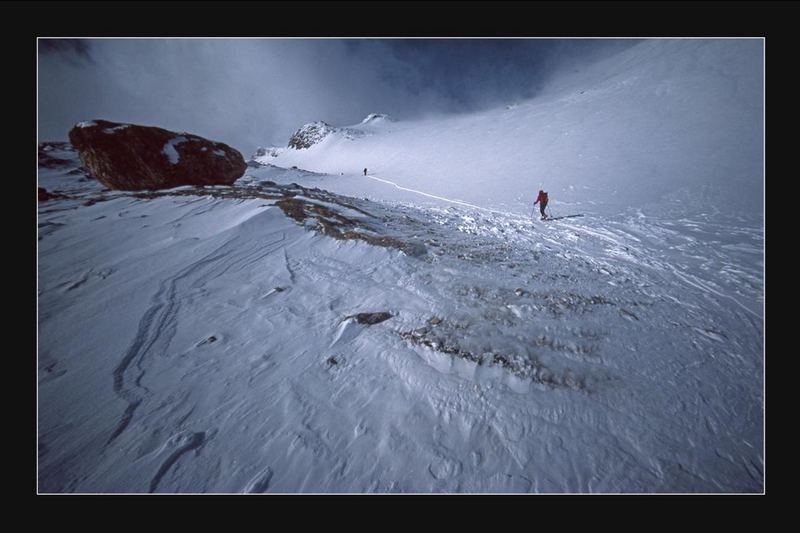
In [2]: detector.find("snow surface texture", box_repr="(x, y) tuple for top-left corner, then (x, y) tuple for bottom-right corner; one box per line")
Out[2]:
(39, 39), (763, 493)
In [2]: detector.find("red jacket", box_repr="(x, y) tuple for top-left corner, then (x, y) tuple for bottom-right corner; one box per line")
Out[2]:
(534, 191), (548, 204)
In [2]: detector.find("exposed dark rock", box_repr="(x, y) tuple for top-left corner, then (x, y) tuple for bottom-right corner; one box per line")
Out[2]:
(288, 121), (335, 149)
(530, 291), (614, 317)
(252, 146), (283, 159)
(274, 196), (424, 256)
(398, 328), (589, 392)
(121, 181), (425, 256)
(38, 142), (75, 169)
(360, 113), (395, 124)
(348, 312), (392, 325)
(38, 187), (69, 202)
(287, 121), (364, 150)
(197, 335), (218, 346)
(68, 120), (246, 191)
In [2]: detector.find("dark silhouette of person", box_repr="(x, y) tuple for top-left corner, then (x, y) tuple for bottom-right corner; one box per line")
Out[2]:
(534, 190), (549, 219)
(364, 168), (368, 176)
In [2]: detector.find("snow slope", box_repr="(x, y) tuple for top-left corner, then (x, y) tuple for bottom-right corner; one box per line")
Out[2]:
(38, 39), (763, 493)
(263, 39), (762, 217)
(38, 171), (762, 493)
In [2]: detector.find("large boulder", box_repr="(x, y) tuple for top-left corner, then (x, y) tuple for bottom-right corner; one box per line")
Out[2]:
(68, 120), (246, 191)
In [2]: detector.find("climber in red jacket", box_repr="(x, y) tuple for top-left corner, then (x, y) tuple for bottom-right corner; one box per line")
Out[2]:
(534, 190), (549, 220)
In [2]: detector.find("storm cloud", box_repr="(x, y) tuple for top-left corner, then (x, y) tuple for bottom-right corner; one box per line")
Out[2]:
(38, 38), (637, 155)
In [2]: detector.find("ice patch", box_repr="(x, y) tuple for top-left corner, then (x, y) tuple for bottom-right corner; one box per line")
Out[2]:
(76, 121), (97, 128)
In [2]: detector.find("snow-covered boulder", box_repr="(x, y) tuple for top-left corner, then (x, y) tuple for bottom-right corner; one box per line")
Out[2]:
(68, 120), (246, 191)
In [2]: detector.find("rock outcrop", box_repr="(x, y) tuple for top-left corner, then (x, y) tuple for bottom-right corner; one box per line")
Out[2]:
(287, 121), (364, 150)
(287, 121), (336, 150)
(253, 146), (284, 159)
(68, 120), (246, 191)
(360, 113), (394, 124)
(250, 146), (285, 166)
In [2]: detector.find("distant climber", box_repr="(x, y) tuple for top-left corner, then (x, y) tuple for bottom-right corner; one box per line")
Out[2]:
(364, 168), (368, 176)
(534, 189), (549, 220)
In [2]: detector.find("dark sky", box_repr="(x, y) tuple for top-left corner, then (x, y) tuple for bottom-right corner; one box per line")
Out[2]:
(38, 38), (637, 156)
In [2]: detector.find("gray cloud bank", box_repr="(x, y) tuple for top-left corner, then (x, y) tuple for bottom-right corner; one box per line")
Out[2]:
(38, 38), (637, 155)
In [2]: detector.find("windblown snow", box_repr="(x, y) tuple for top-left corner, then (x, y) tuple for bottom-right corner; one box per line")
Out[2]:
(38, 39), (763, 493)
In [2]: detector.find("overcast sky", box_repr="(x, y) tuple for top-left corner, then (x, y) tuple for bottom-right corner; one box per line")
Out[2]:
(38, 38), (637, 156)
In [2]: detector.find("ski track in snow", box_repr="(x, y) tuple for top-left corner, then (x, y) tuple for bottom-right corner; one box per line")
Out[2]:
(362, 173), (532, 222)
